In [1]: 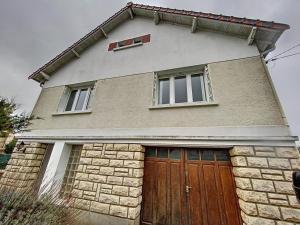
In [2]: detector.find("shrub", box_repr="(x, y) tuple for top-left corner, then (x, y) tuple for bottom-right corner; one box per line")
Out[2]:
(4, 139), (17, 154)
(0, 185), (80, 225)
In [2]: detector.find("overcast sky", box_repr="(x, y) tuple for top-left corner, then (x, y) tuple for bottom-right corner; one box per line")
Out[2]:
(0, 0), (299, 142)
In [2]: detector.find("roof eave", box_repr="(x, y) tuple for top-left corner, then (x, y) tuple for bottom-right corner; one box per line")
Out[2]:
(29, 2), (290, 83)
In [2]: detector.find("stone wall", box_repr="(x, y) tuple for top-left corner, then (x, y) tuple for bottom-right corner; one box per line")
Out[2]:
(71, 143), (144, 225)
(231, 146), (300, 225)
(0, 142), (47, 190)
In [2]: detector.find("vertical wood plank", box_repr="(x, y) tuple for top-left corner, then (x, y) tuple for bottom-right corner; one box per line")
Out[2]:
(203, 164), (222, 225)
(218, 164), (242, 225)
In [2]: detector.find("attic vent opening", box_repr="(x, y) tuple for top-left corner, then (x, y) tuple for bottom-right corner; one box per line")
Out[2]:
(108, 34), (151, 51)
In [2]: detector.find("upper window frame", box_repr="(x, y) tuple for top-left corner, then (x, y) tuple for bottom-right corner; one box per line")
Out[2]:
(108, 34), (151, 51)
(154, 67), (212, 106)
(55, 82), (96, 115)
(64, 86), (92, 112)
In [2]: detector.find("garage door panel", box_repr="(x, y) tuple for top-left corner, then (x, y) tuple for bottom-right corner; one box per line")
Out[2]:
(170, 162), (185, 225)
(187, 163), (205, 225)
(156, 161), (168, 225)
(218, 165), (241, 225)
(141, 148), (241, 225)
(142, 161), (156, 224)
(203, 164), (222, 225)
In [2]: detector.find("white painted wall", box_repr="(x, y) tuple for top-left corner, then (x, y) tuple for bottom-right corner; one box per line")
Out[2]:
(44, 18), (259, 88)
(39, 141), (71, 195)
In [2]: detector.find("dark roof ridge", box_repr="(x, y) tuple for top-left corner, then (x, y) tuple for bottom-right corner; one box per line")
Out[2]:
(131, 2), (289, 30)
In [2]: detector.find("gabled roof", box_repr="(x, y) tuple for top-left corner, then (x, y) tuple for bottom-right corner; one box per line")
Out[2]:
(29, 2), (290, 83)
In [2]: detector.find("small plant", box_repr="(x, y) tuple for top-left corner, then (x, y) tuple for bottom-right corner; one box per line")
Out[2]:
(0, 184), (81, 225)
(0, 97), (34, 136)
(4, 139), (17, 154)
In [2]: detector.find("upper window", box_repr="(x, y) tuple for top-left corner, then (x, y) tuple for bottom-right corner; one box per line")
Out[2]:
(64, 86), (93, 112)
(157, 69), (210, 105)
(108, 34), (151, 51)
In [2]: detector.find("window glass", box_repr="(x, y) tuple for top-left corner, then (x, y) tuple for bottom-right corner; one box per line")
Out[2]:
(146, 148), (156, 157)
(216, 151), (230, 161)
(65, 90), (77, 111)
(61, 145), (82, 197)
(75, 89), (88, 110)
(191, 74), (205, 102)
(133, 37), (142, 44)
(157, 148), (168, 158)
(202, 150), (214, 161)
(187, 149), (199, 160)
(175, 76), (187, 103)
(169, 149), (181, 160)
(118, 41), (125, 47)
(86, 88), (93, 109)
(159, 79), (170, 104)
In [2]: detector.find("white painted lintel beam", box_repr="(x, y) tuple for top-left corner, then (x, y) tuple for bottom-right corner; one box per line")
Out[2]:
(154, 11), (160, 25)
(71, 49), (80, 58)
(191, 17), (197, 33)
(40, 71), (50, 80)
(100, 28), (108, 38)
(128, 8), (134, 19)
(248, 26), (257, 45)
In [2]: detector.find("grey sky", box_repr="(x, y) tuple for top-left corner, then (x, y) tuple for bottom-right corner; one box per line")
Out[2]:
(0, 0), (299, 142)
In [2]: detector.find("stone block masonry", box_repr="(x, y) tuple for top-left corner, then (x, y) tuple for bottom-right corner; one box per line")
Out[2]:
(231, 146), (300, 225)
(72, 143), (144, 223)
(0, 142), (47, 190)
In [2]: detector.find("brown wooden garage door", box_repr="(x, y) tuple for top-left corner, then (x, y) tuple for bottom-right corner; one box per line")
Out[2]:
(141, 147), (242, 225)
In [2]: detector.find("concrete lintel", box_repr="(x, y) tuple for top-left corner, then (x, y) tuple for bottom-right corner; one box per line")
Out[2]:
(16, 126), (297, 147)
(71, 49), (80, 58)
(153, 11), (160, 25)
(248, 26), (257, 45)
(101, 28), (108, 38)
(128, 8), (134, 19)
(40, 71), (50, 80)
(191, 17), (197, 33)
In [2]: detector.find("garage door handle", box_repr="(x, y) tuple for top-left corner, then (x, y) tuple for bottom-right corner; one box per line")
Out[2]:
(185, 185), (192, 193)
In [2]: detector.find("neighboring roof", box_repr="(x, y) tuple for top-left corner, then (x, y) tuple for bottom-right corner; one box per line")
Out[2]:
(29, 2), (290, 82)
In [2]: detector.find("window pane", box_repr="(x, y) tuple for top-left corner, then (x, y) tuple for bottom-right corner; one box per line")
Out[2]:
(216, 151), (230, 161)
(75, 89), (88, 110)
(61, 145), (82, 197)
(159, 79), (170, 104)
(201, 150), (214, 161)
(157, 148), (168, 158)
(187, 149), (199, 160)
(146, 148), (156, 157)
(86, 88), (93, 109)
(191, 74), (205, 102)
(175, 76), (187, 103)
(169, 149), (181, 160)
(133, 37), (142, 44)
(65, 90), (77, 111)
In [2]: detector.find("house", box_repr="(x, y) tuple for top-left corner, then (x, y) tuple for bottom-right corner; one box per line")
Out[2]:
(1, 2), (300, 225)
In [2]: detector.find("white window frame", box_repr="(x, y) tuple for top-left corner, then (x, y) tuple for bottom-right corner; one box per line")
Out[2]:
(156, 71), (210, 105)
(65, 86), (92, 112)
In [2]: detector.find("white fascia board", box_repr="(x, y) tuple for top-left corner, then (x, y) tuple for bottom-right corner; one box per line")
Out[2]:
(16, 126), (297, 147)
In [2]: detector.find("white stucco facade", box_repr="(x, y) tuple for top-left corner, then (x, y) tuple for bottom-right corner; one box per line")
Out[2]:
(3, 6), (300, 225)
(44, 18), (259, 88)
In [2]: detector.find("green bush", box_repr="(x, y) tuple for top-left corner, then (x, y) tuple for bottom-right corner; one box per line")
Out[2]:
(4, 139), (17, 154)
(0, 186), (80, 225)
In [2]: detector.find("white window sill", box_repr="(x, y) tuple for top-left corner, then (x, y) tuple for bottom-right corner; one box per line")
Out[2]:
(52, 110), (92, 116)
(113, 42), (143, 51)
(149, 102), (218, 110)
